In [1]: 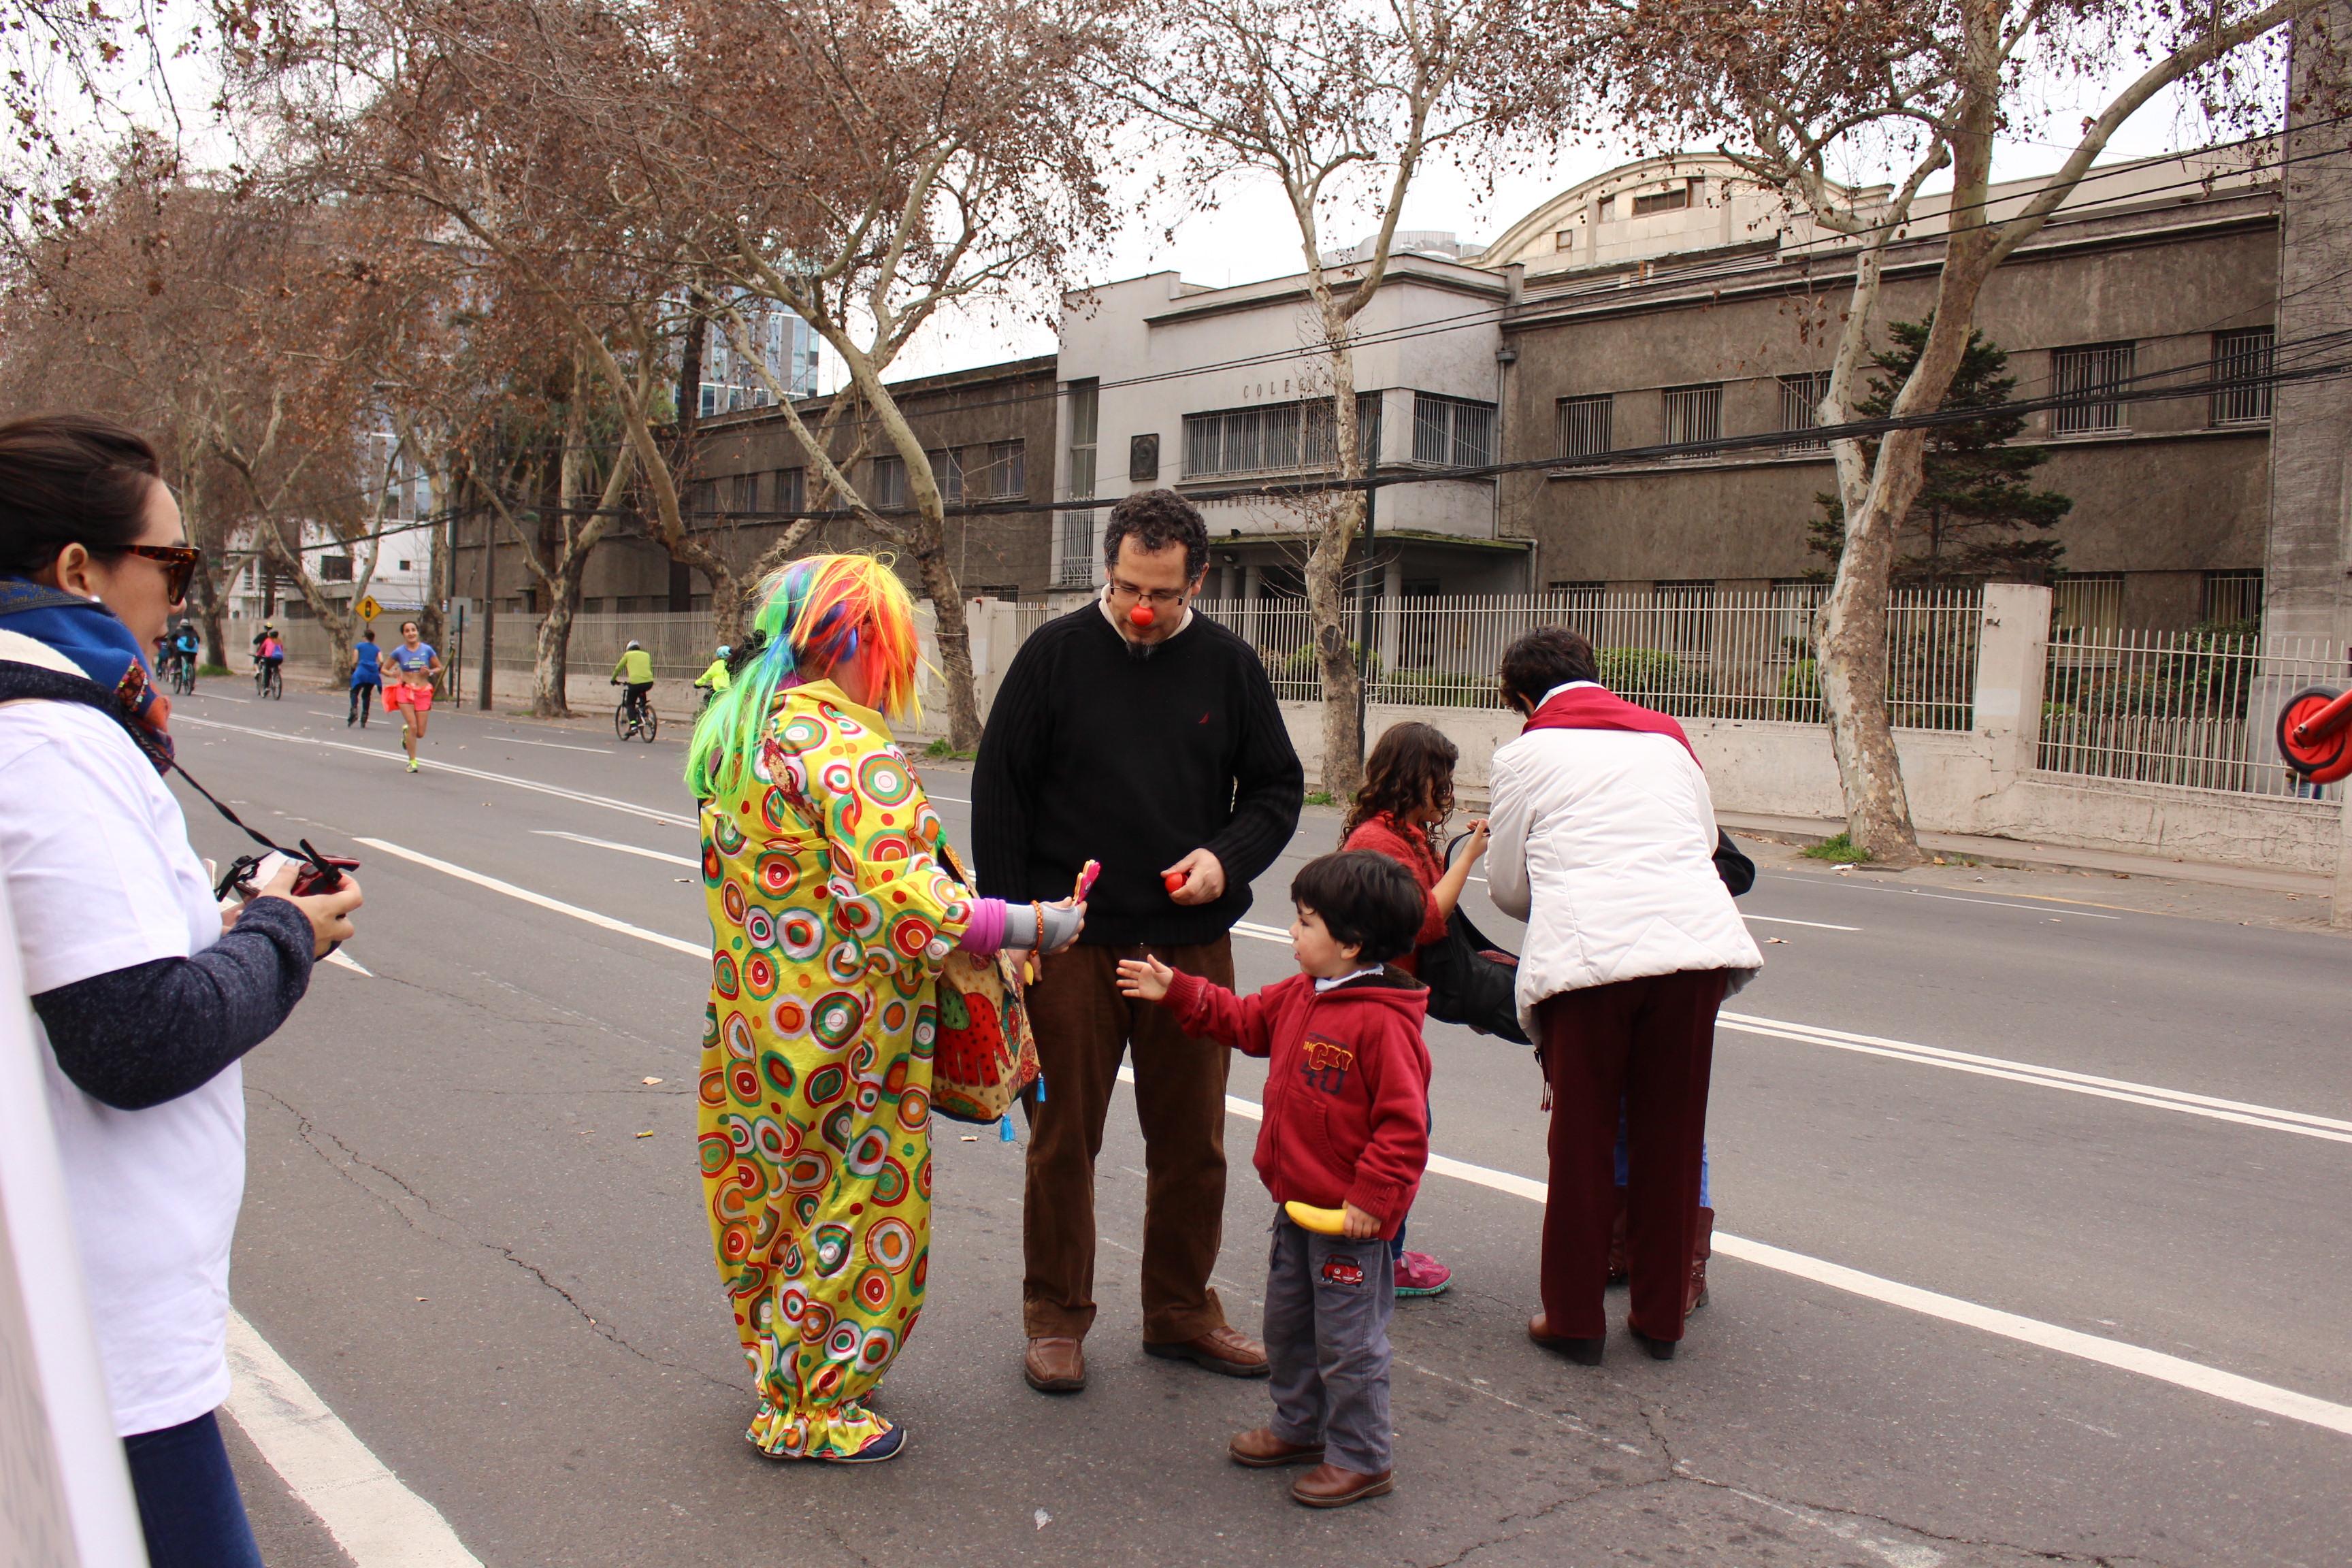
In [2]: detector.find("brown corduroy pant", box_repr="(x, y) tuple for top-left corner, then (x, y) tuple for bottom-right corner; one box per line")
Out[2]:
(1020, 938), (1237, 1344)
(1537, 968), (1731, 1343)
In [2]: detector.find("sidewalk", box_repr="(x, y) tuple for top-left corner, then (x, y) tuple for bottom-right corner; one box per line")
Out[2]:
(1715, 809), (2335, 898)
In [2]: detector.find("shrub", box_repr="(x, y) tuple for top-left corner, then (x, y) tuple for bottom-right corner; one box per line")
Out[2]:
(1597, 647), (1710, 698)
(1777, 657), (1823, 721)
(1377, 666), (1486, 708)
(1801, 832), (1871, 864)
(1280, 641), (1382, 691)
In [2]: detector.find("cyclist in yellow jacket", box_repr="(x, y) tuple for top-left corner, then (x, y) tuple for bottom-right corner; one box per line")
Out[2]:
(612, 642), (654, 725)
(694, 646), (732, 708)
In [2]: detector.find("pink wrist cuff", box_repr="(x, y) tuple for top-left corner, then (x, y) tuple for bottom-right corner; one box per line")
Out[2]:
(955, 897), (1007, 956)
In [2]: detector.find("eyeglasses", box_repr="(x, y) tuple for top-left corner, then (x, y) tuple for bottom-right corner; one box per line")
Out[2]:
(1107, 576), (1190, 608)
(108, 544), (201, 603)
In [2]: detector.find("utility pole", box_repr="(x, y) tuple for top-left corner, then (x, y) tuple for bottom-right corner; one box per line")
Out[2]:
(478, 501), (498, 712)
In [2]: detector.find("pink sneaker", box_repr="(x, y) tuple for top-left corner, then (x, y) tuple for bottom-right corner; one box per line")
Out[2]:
(1393, 1250), (1452, 1296)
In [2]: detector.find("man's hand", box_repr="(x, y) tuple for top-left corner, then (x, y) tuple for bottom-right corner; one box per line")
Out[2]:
(257, 861), (363, 958)
(1340, 1203), (1382, 1239)
(1161, 847), (1226, 906)
(1115, 954), (1175, 1002)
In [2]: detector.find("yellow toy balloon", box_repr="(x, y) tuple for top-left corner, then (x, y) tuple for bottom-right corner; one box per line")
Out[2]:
(1283, 1200), (1349, 1235)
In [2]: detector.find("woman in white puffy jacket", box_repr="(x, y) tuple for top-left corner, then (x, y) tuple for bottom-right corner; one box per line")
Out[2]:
(1484, 625), (1761, 1367)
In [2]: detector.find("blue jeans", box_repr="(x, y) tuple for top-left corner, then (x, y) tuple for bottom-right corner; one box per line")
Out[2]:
(1615, 1105), (1710, 1207)
(123, 1410), (263, 1568)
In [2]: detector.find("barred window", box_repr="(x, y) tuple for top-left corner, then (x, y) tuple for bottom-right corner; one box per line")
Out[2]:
(2051, 572), (2124, 635)
(2210, 327), (2272, 425)
(1062, 379), (1098, 587)
(2200, 569), (2263, 625)
(1411, 393), (1497, 468)
(772, 468), (805, 514)
(318, 554), (353, 583)
(1183, 395), (1382, 478)
(1659, 578), (1716, 651)
(928, 449), (963, 503)
(1661, 383), (1723, 457)
(870, 454), (906, 510)
(1778, 372), (1831, 453)
(1631, 180), (1697, 216)
(986, 440), (1026, 497)
(1556, 395), (1612, 459)
(2052, 344), (2134, 435)
(726, 472), (760, 512)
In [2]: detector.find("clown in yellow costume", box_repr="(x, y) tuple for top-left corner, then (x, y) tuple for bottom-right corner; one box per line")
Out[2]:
(687, 555), (1080, 1463)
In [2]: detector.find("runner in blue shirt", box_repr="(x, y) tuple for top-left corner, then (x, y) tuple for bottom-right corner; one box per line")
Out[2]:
(385, 621), (442, 772)
(348, 630), (383, 728)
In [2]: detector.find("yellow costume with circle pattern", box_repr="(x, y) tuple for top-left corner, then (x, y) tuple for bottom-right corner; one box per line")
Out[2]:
(698, 679), (970, 1458)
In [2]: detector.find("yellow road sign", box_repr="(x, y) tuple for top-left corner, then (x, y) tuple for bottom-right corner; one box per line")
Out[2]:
(354, 595), (383, 623)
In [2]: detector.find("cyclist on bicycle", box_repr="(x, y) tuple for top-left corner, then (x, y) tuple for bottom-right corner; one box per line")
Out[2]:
(254, 627), (285, 696)
(693, 645), (731, 710)
(612, 640), (655, 726)
(169, 619), (199, 682)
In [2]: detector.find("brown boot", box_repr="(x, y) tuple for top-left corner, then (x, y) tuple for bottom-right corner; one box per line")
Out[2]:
(1606, 1187), (1629, 1284)
(1229, 1426), (1326, 1468)
(1023, 1337), (1085, 1393)
(1686, 1207), (1714, 1315)
(1290, 1463), (1394, 1508)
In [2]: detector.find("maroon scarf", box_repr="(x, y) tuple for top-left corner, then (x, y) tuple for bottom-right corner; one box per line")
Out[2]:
(1520, 683), (1699, 766)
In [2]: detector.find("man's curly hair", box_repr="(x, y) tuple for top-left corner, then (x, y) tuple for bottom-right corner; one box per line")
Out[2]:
(1101, 488), (1209, 583)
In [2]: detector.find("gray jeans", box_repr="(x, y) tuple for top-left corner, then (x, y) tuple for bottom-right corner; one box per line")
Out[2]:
(1264, 1213), (1396, 1474)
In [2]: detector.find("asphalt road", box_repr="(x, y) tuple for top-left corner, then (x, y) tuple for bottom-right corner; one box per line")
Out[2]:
(156, 681), (2351, 1568)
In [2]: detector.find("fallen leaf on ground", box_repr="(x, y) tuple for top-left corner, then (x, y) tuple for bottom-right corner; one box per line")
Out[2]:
(642, 1076), (664, 1085)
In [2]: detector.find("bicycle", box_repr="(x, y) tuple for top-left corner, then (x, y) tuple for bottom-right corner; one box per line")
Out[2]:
(613, 681), (657, 743)
(166, 650), (197, 696)
(255, 661), (284, 700)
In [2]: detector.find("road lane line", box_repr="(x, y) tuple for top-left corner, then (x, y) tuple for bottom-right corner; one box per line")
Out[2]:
(496, 736), (615, 755)
(1744, 914), (1861, 931)
(178, 715), (697, 828)
(1234, 920), (1291, 943)
(1720, 1012), (2352, 1140)
(532, 829), (700, 868)
(1114, 1066), (2352, 1439)
(355, 838), (708, 958)
(225, 1311), (483, 1565)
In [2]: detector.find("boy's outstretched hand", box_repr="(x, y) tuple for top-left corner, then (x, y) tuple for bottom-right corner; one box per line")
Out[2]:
(1115, 954), (1175, 1002)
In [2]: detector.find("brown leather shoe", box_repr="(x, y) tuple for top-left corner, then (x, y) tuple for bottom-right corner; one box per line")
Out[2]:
(1686, 1206), (1714, 1313)
(1023, 1336), (1086, 1393)
(1143, 1324), (1270, 1378)
(1527, 1312), (1605, 1366)
(1228, 1426), (1325, 1468)
(1290, 1462), (1394, 1507)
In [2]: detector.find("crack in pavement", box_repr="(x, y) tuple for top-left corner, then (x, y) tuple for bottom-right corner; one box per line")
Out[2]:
(250, 1086), (747, 1395)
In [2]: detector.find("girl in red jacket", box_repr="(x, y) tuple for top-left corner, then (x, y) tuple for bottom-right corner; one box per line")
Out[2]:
(1338, 721), (1489, 1298)
(1119, 851), (1431, 1510)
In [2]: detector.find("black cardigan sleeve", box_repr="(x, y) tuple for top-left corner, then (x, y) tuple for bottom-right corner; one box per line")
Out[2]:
(1201, 642), (1304, 891)
(970, 632), (1051, 902)
(31, 895), (318, 1111)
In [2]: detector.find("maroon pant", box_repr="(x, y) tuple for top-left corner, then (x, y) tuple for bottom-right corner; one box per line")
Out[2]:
(1537, 968), (1731, 1342)
(1020, 938), (1237, 1343)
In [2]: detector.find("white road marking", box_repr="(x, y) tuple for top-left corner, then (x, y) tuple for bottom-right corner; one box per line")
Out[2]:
(1233, 920), (1291, 943)
(1114, 1066), (2352, 1439)
(323, 949), (374, 977)
(496, 735), (615, 755)
(177, 715), (696, 828)
(192, 691), (251, 703)
(533, 829), (700, 868)
(1720, 1012), (2352, 1143)
(1767, 875), (2123, 919)
(225, 1311), (483, 1565)
(1744, 913), (1861, 931)
(307, 710), (344, 719)
(355, 838), (708, 958)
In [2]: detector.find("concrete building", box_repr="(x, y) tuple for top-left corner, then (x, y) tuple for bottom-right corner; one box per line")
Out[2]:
(1484, 147), (2285, 631)
(1052, 252), (1527, 608)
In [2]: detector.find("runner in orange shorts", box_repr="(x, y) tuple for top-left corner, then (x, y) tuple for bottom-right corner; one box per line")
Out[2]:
(384, 619), (442, 774)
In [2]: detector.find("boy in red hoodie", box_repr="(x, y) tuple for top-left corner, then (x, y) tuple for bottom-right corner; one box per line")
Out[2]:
(1117, 850), (1431, 1509)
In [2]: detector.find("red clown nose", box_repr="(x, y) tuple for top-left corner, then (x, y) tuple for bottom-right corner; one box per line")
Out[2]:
(1128, 602), (1156, 628)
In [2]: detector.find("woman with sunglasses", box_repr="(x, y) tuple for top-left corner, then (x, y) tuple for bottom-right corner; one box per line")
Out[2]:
(0, 413), (363, 1567)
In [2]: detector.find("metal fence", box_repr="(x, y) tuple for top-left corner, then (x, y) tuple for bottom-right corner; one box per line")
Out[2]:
(2039, 627), (2346, 799)
(1191, 588), (1982, 731)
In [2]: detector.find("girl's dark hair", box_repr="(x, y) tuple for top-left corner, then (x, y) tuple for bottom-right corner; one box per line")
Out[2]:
(1499, 625), (1600, 713)
(0, 414), (163, 577)
(1341, 721), (1460, 845)
(1290, 851), (1427, 964)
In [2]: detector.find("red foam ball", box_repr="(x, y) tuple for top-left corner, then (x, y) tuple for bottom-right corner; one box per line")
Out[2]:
(1162, 870), (1188, 894)
(1128, 603), (1156, 628)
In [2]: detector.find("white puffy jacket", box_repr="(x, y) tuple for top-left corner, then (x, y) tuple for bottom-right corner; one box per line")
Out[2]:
(1486, 686), (1763, 1036)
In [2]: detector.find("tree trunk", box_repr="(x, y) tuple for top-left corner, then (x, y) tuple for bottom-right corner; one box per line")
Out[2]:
(532, 589), (579, 715)
(910, 544), (983, 750)
(1814, 484), (1919, 862)
(1307, 500), (1365, 796)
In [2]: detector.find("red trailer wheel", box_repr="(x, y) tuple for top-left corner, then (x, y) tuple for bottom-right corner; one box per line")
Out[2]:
(2276, 686), (2352, 783)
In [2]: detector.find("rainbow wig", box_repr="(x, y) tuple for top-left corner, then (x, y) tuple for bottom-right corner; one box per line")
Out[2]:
(685, 553), (924, 800)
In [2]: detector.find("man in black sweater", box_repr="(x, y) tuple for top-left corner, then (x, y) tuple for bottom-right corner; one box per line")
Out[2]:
(974, 489), (1303, 1394)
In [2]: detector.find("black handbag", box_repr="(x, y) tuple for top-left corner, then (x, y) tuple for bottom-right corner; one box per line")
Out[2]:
(1419, 831), (1531, 1045)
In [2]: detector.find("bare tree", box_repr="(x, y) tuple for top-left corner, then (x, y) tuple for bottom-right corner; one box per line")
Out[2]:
(1602, 0), (2329, 862)
(1120, 0), (1565, 793)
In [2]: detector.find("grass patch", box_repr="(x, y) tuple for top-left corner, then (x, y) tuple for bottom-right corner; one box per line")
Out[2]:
(196, 664), (233, 677)
(921, 738), (976, 761)
(1801, 832), (1871, 864)
(1303, 789), (1337, 806)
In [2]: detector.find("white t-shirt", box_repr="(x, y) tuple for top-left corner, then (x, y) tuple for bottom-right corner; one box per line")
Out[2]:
(0, 698), (245, 1437)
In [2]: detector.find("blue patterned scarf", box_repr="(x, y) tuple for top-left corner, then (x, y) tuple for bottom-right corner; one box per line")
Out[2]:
(0, 576), (175, 768)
